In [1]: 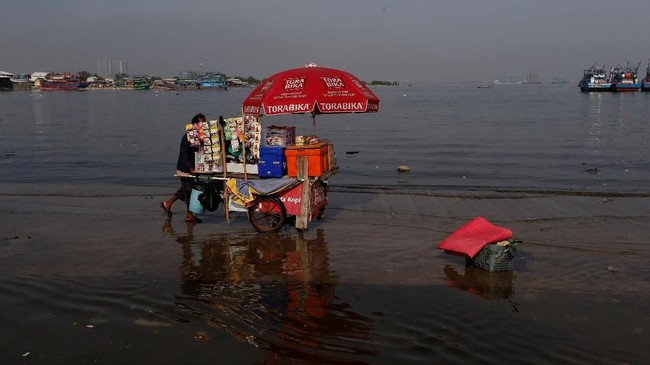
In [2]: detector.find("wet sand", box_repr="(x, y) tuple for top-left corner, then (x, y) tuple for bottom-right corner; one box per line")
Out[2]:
(1, 181), (649, 364)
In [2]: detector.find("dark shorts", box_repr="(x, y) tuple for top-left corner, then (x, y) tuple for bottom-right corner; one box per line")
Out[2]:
(175, 177), (193, 206)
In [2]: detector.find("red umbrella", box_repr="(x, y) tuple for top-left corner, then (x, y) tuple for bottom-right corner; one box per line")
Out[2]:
(242, 63), (380, 132)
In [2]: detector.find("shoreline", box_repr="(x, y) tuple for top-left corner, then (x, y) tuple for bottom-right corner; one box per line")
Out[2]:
(2, 180), (648, 277)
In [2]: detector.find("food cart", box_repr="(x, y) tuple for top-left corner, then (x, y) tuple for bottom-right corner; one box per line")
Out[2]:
(187, 63), (380, 233)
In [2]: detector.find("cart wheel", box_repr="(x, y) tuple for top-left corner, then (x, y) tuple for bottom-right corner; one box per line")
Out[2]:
(248, 196), (286, 233)
(316, 207), (326, 220)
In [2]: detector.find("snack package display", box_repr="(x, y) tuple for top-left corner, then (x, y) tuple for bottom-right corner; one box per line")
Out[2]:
(265, 125), (296, 146)
(189, 119), (224, 172)
(224, 116), (261, 164)
(295, 135), (320, 145)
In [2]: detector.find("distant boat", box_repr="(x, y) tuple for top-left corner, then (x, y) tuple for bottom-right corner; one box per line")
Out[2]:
(159, 77), (200, 90)
(477, 83), (493, 88)
(641, 59), (650, 92)
(611, 62), (641, 92)
(492, 78), (523, 85)
(116, 77), (150, 90)
(11, 74), (31, 90)
(226, 77), (250, 87)
(578, 64), (612, 92)
(0, 71), (30, 90)
(199, 74), (227, 90)
(39, 72), (88, 90)
(0, 74), (12, 91)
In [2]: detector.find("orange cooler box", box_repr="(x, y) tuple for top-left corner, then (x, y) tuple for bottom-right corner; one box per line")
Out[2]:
(285, 141), (329, 177)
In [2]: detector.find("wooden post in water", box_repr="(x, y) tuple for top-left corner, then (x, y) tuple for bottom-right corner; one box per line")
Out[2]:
(296, 155), (310, 230)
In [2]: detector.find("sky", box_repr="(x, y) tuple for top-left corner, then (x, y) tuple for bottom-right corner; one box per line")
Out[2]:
(2, 0), (650, 83)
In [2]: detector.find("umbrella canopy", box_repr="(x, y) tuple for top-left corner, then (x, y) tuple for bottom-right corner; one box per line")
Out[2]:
(242, 63), (380, 117)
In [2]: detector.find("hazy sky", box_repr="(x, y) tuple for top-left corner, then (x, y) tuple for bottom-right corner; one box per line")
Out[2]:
(2, 0), (649, 83)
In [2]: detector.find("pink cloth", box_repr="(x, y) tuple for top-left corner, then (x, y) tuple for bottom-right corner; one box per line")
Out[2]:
(437, 217), (512, 258)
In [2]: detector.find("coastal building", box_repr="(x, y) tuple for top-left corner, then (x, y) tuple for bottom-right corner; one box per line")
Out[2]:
(30, 72), (49, 83)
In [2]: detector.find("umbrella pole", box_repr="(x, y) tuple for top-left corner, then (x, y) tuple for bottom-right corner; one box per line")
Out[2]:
(312, 112), (316, 136)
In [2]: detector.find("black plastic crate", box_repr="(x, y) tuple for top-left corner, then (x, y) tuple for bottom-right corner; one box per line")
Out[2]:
(466, 240), (521, 272)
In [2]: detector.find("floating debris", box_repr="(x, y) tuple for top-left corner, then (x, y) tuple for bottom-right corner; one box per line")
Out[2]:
(397, 165), (410, 172)
(194, 331), (210, 342)
(134, 318), (171, 327)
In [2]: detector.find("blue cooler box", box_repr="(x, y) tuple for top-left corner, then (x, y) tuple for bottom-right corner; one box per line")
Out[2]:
(258, 146), (287, 178)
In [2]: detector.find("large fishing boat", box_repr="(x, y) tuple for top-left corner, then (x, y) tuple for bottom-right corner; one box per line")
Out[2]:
(39, 72), (88, 90)
(116, 77), (150, 90)
(611, 62), (641, 92)
(162, 79), (200, 90)
(160, 71), (200, 90)
(199, 74), (227, 90)
(641, 60), (650, 92)
(578, 64), (612, 92)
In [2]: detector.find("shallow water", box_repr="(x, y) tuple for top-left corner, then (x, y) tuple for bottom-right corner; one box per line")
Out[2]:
(1, 86), (649, 364)
(1, 191), (648, 364)
(2, 84), (649, 192)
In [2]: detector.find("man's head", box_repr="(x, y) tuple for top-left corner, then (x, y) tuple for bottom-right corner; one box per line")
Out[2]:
(191, 113), (206, 124)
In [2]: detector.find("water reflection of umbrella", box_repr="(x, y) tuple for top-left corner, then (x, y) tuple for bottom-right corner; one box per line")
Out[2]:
(242, 62), (380, 133)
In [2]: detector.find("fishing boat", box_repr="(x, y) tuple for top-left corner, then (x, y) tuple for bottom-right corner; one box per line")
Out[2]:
(11, 74), (32, 90)
(39, 72), (88, 90)
(611, 62), (641, 92)
(116, 77), (150, 90)
(641, 60), (650, 92)
(578, 64), (612, 92)
(492, 78), (523, 85)
(0, 74), (12, 91)
(226, 77), (250, 87)
(162, 79), (200, 90)
(160, 71), (200, 90)
(199, 74), (227, 90)
(1, 71), (31, 90)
